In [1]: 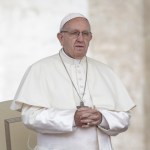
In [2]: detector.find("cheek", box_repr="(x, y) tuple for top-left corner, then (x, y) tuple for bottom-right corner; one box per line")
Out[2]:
(64, 42), (72, 49)
(67, 40), (75, 48)
(60, 38), (65, 46)
(62, 38), (76, 49)
(85, 40), (91, 47)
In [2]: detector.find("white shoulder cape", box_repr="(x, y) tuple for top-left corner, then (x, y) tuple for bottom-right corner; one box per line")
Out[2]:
(11, 54), (135, 111)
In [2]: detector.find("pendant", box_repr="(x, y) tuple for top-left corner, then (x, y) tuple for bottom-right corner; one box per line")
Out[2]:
(77, 101), (84, 109)
(80, 101), (84, 107)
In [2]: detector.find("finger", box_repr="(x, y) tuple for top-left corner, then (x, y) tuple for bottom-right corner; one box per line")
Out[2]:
(77, 107), (91, 111)
(80, 112), (91, 119)
(81, 122), (92, 128)
(80, 119), (93, 124)
(90, 120), (101, 126)
(75, 110), (91, 119)
(81, 111), (101, 119)
(79, 108), (98, 115)
(90, 109), (101, 114)
(80, 108), (99, 114)
(82, 124), (91, 128)
(88, 114), (101, 120)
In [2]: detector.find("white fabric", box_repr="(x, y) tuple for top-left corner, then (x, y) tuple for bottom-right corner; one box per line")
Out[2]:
(98, 110), (130, 136)
(11, 50), (135, 111)
(22, 106), (99, 150)
(59, 13), (86, 31)
(22, 105), (130, 150)
(100, 113), (109, 130)
(11, 49), (135, 150)
(22, 106), (76, 133)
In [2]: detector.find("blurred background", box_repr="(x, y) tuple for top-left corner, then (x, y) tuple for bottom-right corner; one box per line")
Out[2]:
(0, 0), (150, 150)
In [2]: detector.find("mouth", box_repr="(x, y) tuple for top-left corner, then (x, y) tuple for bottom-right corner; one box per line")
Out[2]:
(75, 45), (85, 49)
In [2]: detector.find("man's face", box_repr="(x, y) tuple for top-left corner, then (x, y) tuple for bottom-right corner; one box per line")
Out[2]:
(57, 17), (92, 59)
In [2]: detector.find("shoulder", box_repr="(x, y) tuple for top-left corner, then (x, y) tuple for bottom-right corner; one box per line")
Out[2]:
(87, 57), (113, 72)
(30, 53), (59, 69)
(87, 57), (120, 83)
(24, 53), (60, 75)
(34, 53), (59, 65)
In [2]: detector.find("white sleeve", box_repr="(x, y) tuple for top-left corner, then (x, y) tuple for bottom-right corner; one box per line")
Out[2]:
(98, 110), (130, 136)
(21, 105), (76, 134)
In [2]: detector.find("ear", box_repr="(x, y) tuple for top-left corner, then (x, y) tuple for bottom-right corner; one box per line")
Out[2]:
(57, 33), (63, 46)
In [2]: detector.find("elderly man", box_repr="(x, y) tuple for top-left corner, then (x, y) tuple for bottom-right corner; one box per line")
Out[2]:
(11, 13), (135, 150)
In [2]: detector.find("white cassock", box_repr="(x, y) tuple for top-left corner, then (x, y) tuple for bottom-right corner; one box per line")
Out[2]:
(11, 50), (135, 150)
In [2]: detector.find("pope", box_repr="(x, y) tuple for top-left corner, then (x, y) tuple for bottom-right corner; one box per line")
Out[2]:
(11, 13), (135, 150)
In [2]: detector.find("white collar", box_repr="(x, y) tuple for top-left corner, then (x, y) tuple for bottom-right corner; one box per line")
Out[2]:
(60, 49), (86, 65)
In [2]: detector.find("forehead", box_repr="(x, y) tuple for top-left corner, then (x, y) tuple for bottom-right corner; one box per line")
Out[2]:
(62, 17), (91, 31)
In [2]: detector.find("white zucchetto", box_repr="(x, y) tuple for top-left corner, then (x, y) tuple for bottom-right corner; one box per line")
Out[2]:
(59, 13), (87, 31)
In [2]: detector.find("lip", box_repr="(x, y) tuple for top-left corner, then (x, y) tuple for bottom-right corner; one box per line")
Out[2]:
(75, 45), (85, 48)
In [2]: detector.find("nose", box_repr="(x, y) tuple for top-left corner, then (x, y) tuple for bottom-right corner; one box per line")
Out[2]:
(77, 32), (84, 41)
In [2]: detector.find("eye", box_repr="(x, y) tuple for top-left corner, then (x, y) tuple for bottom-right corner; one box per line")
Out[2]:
(82, 32), (90, 36)
(70, 31), (79, 36)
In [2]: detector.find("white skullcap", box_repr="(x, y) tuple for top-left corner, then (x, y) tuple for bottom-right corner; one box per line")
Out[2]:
(59, 13), (87, 31)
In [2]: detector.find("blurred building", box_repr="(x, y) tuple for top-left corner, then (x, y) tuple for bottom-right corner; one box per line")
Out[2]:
(89, 0), (150, 150)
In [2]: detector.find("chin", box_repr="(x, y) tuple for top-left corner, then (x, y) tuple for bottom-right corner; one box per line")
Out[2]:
(73, 48), (87, 58)
(75, 52), (86, 59)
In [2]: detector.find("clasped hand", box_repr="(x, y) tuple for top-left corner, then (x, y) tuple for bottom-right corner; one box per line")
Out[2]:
(74, 107), (102, 128)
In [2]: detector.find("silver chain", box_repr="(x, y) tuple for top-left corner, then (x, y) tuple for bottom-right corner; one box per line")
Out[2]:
(59, 50), (88, 105)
